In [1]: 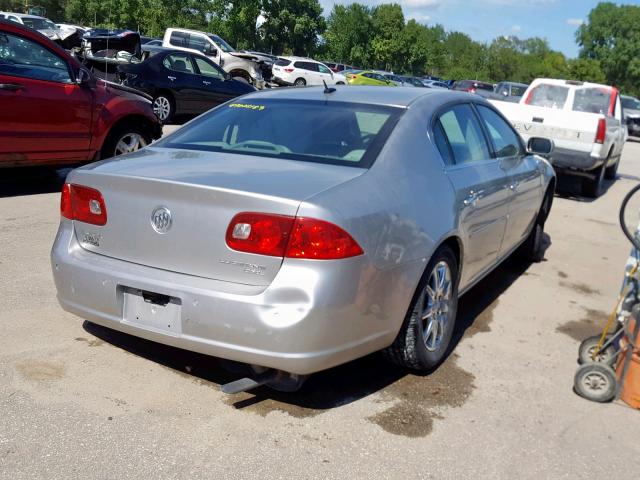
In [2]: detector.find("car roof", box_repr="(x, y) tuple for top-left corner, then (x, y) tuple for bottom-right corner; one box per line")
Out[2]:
(241, 85), (452, 108)
(0, 12), (45, 19)
(283, 56), (318, 62)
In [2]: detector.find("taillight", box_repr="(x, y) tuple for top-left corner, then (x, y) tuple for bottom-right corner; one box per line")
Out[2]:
(595, 118), (606, 144)
(60, 183), (108, 226)
(286, 217), (363, 259)
(226, 213), (363, 260)
(284, 68), (294, 73)
(468, 88), (476, 94)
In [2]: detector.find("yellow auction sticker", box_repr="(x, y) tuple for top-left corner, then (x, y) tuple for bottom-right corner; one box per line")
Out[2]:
(229, 103), (266, 111)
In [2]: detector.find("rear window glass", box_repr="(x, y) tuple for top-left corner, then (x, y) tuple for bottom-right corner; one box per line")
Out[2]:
(475, 83), (494, 92)
(622, 96), (640, 110)
(275, 59), (291, 66)
(157, 99), (403, 168)
(526, 84), (569, 109)
(572, 88), (612, 115)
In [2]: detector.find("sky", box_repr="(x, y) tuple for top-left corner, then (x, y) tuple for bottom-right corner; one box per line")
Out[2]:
(318, 0), (640, 58)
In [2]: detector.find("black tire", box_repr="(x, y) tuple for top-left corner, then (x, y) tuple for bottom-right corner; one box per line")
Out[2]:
(582, 162), (606, 198)
(294, 78), (306, 87)
(573, 363), (617, 403)
(604, 157), (619, 180)
(336, 81), (345, 85)
(100, 123), (152, 160)
(518, 187), (552, 262)
(578, 335), (616, 365)
(383, 245), (459, 370)
(152, 93), (174, 123)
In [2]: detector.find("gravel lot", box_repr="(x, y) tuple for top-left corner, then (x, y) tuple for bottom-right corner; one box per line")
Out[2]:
(1, 132), (640, 479)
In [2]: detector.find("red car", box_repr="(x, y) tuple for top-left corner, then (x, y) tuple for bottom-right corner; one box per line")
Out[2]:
(0, 20), (161, 168)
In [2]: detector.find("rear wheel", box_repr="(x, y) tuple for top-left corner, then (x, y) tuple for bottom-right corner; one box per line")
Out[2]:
(578, 335), (616, 365)
(101, 124), (151, 160)
(582, 161), (606, 198)
(518, 187), (552, 262)
(294, 78), (306, 87)
(604, 157), (619, 180)
(383, 245), (459, 370)
(152, 93), (174, 123)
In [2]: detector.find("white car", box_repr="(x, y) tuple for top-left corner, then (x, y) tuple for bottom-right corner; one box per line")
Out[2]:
(492, 78), (627, 197)
(272, 57), (347, 87)
(0, 12), (62, 42)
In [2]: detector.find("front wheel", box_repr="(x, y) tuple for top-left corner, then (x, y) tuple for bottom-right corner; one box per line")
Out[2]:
(383, 245), (459, 370)
(101, 124), (151, 160)
(574, 363), (617, 403)
(578, 335), (616, 365)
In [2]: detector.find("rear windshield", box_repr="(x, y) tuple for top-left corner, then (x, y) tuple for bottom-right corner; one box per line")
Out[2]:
(526, 83), (569, 109)
(157, 99), (403, 168)
(573, 88), (612, 115)
(275, 58), (291, 66)
(475, 82), (494, 92)
(21, 17), (56, 30)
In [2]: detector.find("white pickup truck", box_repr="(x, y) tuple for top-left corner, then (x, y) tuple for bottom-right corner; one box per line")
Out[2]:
(491, 78), (627, 197)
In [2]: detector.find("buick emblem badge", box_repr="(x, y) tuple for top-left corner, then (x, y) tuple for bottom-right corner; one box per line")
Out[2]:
(151, 206), (172, 234)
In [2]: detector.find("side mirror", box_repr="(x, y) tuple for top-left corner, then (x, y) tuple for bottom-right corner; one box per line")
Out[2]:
(75, 68), (91, 86)
(527, 137), (554, 156)
(206, 45), (217, 56)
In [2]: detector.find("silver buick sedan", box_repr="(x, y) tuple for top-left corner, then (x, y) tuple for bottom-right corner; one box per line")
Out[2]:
(51, 86), (555, 392)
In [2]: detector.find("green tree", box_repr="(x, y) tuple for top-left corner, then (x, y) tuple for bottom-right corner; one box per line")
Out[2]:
(566, 58), (606, 84)
(403, 21), (446, 76)
(577, 2), (640, 95)
(369, 3), (405, 71)
(324, 3), (372, 66)
(260, 0), (325, 55)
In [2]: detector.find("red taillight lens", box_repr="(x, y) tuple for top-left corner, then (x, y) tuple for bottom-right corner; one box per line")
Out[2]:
(595, 118), (606, 144)
(226, 213), (295, 257)
(283, 68), (294, 73)
(286, 217), (363, 260)
(60, 183), (108, 226)
(60, 183), (73, 220)
(468, 88), (476, 94)
(225, 213), (363, 260)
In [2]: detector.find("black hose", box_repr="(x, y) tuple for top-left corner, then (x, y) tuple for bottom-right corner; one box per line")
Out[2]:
(619, 184), (640, 252)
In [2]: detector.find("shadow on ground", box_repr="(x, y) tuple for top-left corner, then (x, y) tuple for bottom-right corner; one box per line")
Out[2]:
(0, 168), (70, 199)
(84, 251), (536, 415)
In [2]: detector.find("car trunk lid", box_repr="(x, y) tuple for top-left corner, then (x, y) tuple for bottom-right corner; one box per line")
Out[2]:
(68, 147), (365, 285)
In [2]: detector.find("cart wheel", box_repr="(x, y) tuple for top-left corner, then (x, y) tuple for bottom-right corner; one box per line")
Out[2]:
(578, 335), (615, 365)
(574, 363), (617, 403)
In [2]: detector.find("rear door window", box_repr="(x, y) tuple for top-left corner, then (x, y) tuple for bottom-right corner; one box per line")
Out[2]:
(525, 83), (569, 109)
(163, 53), (195, 74)
(436, 104), (491, 165)
(573, 88), (613, 116)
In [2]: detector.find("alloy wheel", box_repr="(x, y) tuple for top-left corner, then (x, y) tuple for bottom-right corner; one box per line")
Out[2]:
(114, 133), (147, 156)
(153, 96), (171, 121)
(421, 261), (453, 352)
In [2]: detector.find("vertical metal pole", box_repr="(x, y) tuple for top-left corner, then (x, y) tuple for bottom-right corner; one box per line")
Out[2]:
(616, 304), (640, 400)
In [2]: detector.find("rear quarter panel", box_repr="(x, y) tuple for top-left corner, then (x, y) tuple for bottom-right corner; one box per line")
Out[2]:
(298, 99), (457, 342)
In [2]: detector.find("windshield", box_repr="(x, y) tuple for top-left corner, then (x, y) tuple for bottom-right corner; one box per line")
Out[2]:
(208, 34), (234, 52)
(526, 83), (569, 109)
(156, 99), (403, 168)
(21, 17), (56, 30)
(622, 96), (640, 110)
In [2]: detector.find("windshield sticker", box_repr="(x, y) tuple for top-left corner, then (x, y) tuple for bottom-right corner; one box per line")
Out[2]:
(229, 103), (265, 111)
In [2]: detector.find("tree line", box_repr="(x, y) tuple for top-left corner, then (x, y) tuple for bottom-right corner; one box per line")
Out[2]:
(1, 0), (638, 95)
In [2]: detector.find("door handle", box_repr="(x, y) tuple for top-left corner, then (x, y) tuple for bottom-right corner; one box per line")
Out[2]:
(202, 80), (211, 85)
(463, 191), (479, 207)
(167, 76), (176, 81)
(0, 83), (24, 91)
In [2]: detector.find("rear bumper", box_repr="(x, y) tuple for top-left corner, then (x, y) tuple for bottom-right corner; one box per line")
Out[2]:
(271, 76), (293, 87)
(549, 147), (604, 173)
(51, 220), (398, 375)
